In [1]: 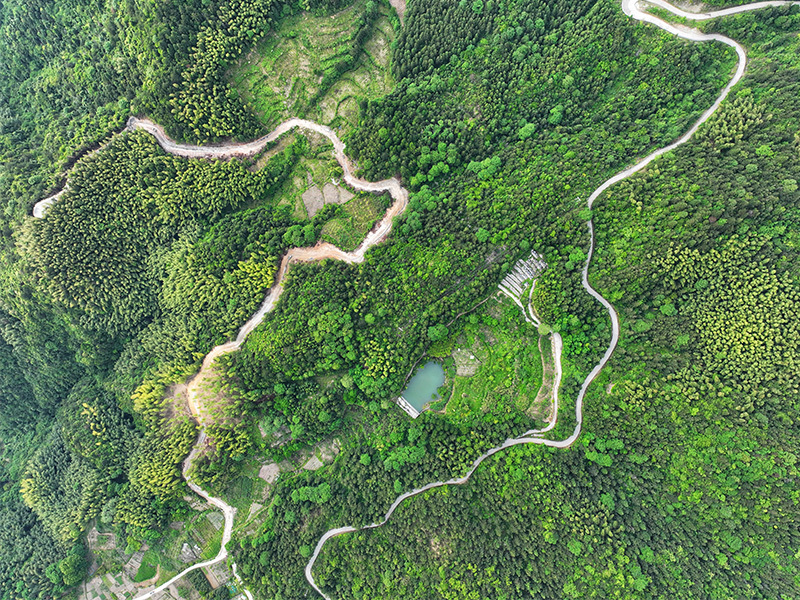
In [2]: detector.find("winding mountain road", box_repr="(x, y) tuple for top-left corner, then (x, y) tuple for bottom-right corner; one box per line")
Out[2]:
(304, 1), (800, 598)
(116, 120), (407, 600)
(32, 0), (799, 598)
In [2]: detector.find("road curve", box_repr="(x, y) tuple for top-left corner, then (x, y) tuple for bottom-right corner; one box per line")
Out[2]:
(303, 1), (800, 598)
(134, 431), (235, 600)
(122, 121), (407, 600)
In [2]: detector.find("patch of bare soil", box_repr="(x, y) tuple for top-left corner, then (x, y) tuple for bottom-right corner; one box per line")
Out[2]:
(318, 438), (341, 462)
(247, 503), (263, 521)
(258, 463), (280, 483)
(303, 183), (354, 217)
(389, 0), (406, 22)
(302, 186), (325, 217)
(452, 342), (480, 376)
(327, 182), (354, 204)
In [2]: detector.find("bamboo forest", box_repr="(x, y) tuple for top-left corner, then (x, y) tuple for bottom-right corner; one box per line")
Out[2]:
(0, 0), (798, 599)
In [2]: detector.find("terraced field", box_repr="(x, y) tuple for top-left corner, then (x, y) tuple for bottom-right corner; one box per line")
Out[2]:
(230, 0), (396, 134)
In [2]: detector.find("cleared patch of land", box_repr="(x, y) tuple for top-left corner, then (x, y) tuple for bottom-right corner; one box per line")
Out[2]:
(230, 0), (396, 135)
(389, 0), (406, 22)
(251, 130), (353, 219)
(320, 192), (390, 250)
(445, 295), (549, 422)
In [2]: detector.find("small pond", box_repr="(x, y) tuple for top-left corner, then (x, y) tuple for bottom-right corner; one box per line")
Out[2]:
(401, 361), (445, 413)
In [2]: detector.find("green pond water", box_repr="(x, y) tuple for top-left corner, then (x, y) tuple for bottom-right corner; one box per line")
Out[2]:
(401, 361), (445, 413)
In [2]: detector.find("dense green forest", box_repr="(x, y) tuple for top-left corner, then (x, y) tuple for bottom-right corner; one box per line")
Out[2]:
(0, 0), (798, 598)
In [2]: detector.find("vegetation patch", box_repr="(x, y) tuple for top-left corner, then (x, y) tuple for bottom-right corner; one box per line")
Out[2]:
(320, 192), (391, 250)
(133, 560), (157, 583)
(446, 295), (546, 421)
(230, 0), (396, 134)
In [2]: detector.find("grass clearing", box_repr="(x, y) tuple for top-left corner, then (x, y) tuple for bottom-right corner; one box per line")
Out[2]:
(445, 295), (549, 422)
(230, 0), (396, 136)
(133, 561), (157, 583)
(320, 192), (390, 250)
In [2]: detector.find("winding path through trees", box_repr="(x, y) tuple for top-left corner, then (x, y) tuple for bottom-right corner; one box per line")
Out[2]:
(31, 0), (799, 598)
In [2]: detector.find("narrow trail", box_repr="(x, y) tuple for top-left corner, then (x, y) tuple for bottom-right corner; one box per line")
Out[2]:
(527, 280), (563, 433)
(32, 1), (798, 598)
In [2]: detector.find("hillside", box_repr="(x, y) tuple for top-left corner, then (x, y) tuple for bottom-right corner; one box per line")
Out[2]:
(0, 1), (798, 599)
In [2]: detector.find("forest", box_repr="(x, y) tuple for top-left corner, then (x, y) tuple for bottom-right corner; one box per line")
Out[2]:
(0, 0), (798, 598)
